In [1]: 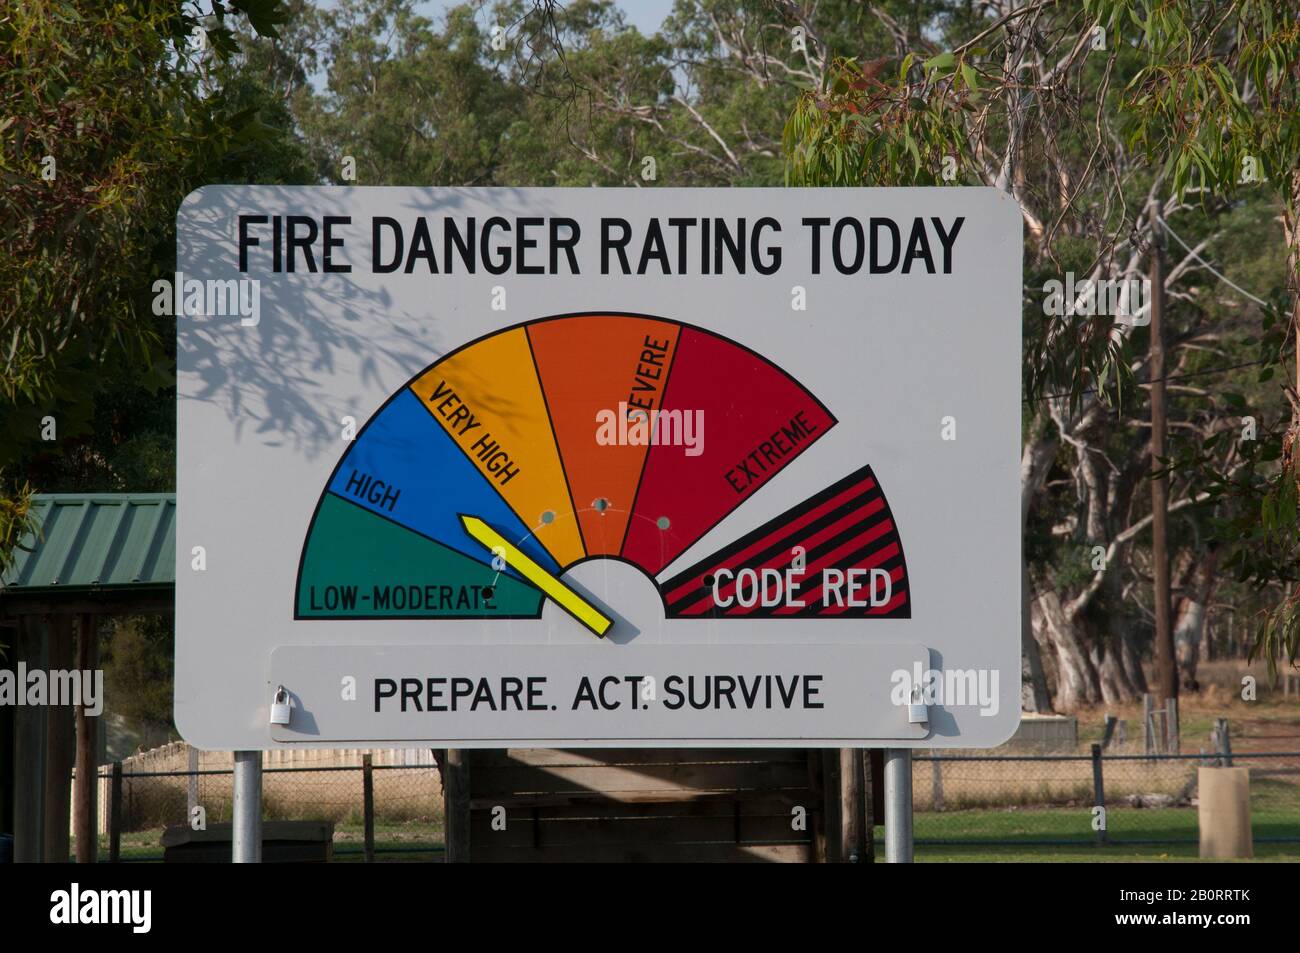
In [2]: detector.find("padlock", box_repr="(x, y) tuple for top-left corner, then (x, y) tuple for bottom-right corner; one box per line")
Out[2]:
(907, 686), (928, 725)
(270, 685), (292, 726)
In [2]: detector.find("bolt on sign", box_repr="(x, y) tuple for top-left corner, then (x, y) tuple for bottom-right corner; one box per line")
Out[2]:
(175, 187), (1022, 750)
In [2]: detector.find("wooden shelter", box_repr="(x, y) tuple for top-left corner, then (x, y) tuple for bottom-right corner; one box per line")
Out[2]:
(0, 493), (174, 862)
(437, 747), (881, 862)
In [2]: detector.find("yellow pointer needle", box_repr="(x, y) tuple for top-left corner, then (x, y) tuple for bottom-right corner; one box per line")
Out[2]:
(460, 515), (612, 638)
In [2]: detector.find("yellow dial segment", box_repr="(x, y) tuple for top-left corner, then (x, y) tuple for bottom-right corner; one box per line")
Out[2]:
(411, 328), (586, 566)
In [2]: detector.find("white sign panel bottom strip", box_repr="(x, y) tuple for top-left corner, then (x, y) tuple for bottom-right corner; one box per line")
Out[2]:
(269, 642), (931, 745)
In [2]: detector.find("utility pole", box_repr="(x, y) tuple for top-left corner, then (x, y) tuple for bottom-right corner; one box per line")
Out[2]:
(1149, 199), (1177, 702)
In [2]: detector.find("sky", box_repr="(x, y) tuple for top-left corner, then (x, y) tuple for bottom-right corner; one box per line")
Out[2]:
(416, 1), (676, 35)
(603, 0), (676, 34)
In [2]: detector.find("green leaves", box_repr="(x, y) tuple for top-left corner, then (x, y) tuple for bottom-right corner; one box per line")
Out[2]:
(898, 52), (915, 84)
(1252, 462), (1300, 673)
(1112, 0), (1300, 210)
(0, 482), (36, 577)
(923, 51), (954, 73)
(783, 55), (973, 188)
(1261, 466), (1299, 540)
(231, 0), (289, 40)
(0, 0), (303, 571)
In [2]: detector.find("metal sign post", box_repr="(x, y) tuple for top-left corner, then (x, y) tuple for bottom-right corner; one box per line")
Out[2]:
(232, 751), (262, 863)
(884, 748), (913, 863)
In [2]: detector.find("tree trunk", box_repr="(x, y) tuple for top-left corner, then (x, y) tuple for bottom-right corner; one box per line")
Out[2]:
(1174, 550), (1219, 691)
(1091, 564), (1144, 704)
(1148, 199), (1177, 703)
(1033, 588), (1100, 710)
(1092, 630), (1141, 704)
(1021, 561), (1052, 712)
(1287, 169), (1300, 419)
(1120, 627), (1149, 695)
(1020, 412), (1058, 712)
(1174, 599), (1206, 691)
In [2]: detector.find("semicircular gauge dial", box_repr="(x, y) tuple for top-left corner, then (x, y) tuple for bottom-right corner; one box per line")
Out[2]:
(295, 312), (908, 625)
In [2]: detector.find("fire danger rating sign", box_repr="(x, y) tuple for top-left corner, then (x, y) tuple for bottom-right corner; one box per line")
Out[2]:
(175, 186), (1022, 750)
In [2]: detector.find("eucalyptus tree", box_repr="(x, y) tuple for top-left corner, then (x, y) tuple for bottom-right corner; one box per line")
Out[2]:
(0, 1), (294, 569)
(1090, 0), (1300, 672)
(781, 0), (1290, 708)
(291, 0), (866, 188)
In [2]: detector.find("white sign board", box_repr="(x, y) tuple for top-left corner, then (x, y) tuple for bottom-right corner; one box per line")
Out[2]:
(175, 186), (1021, 749)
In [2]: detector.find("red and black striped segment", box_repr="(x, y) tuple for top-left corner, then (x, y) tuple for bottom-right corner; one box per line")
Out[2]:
(658, 465), (910, 618)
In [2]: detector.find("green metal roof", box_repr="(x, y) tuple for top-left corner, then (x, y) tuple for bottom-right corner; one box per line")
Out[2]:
(1, 494), (175, 593)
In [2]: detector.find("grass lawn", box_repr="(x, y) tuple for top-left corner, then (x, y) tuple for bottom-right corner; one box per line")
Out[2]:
(332, 819), (445, 862)
(84, 818), (446, 862)
(77, 733), (1300, 863)
(912, 841), (1299, 862)
(905, 779), (1300, 862)
(101, 797), (1297, 862)
(93, 820), (1298, 863)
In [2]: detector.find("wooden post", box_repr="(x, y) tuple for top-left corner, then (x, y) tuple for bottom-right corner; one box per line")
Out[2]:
(441, 748), (470, 863)
(861, 748), (875, 863)
(1215, 718), (1233, 767)
(186, 745), (199, 819)
(1165, 697), (1180, 755)
(13, 616), (44, 862)
(838, 748), (863, 862)
(931, 753), (945, 812)
(73, 613), (99, 863)
(1100, 714), (1117, 750)
(43, 615), (75, 863)
(1198, 766), (1252, 859)
(821, 749), (840, 863)
(1142, 693), (1155, 756)
(108, 761), (123, 862)
(1149, 199), (1177, 704)
(1091, 743), (1107, 844)
(362, 753), (375, 863)
(0, 652), (11, 835)
(853, 749), (870, 861)
(805, 750), (827, 863)
(1291, 173), (1300, 533)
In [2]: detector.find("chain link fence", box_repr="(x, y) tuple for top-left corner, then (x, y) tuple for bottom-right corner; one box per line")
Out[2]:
(93, 748), (1300, 860)
(910, 750), (1300, 851)
(102, 759), (444, 861)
